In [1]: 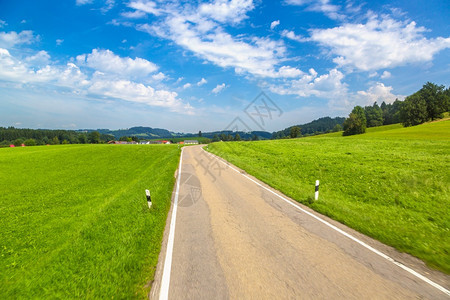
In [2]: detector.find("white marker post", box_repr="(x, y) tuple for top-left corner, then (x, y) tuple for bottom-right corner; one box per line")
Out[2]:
(145, 189), (152, 208)
(315, 180), (319, 201)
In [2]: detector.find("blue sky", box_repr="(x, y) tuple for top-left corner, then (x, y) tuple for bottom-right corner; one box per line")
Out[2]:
(0, 0), (449, 133)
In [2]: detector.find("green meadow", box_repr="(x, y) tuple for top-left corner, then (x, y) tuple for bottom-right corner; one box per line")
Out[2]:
(0, 144), (180, 298)
(208, 120), (450, 273)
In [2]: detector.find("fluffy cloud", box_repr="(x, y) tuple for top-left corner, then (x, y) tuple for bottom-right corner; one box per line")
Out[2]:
(270, 68), (347, 99)
(0, 48), (191, 113)
(0, 30), (37, 48)
(197, 78), (207, 86)
(133, 1), (300, 78)
(0, 20), (6, 28)
(199, 0), (254, 24)
(270, 20), (280, 30)
(76, 49), (158, 78)
(281, 29), (306, 42)
(183, 83), (192, 89)
(25, 50), (51, 66)
(127, 1), (161, 16)
(152, 72), (166, 81)
(380, 71), (391, 79)
(212, 83), (227, 94)
(354, 82), (402, 106)
(310, 15), (450, 71)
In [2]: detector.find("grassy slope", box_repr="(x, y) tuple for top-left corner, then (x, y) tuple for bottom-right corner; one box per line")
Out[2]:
(0, 144), (180, 298)
(208, 121), (450, 273)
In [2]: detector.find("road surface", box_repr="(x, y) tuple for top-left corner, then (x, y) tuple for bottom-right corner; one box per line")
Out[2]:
(151, 145), (449, 299)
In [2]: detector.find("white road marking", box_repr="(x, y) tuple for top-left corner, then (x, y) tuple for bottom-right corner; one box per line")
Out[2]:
(159, 147), (184, 300)
(204, 149), (450, 297)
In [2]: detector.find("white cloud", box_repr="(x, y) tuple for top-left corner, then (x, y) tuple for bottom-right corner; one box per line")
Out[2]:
(152, 72), (166, 81)
(76, 49), (158, 78)
(25, 50), (51, 66)
(310, 15), (450, 71)
(121, 10), (147, 19)
(0, 30), (37, 48)
(285, 0), (344, 20)
(127, 1), (161, 16)
(269, 67), (402, 110)
(353, 82), (403, 106)
(56, 39), (64, 46)
(133, 2), (299, 78)
(0, 48), (192, 113)
(281, 29), (306, 42)
(89, 78), (192, 113)
(0, 20), (7, 28)
(183, 83), (192, 89)
(270, 20), (280, 30)
(76, 0), (93, 5)
(197, 77), (207, 86)
(270, 68), (347, 98)
(212, 83), (227, 94)
(380, 71), (391, 79)
(101, 0), (115, 13)
(199, 0), (254, 24)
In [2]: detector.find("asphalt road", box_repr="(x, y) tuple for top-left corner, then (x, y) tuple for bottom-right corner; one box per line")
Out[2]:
(151, 145), (450, 299)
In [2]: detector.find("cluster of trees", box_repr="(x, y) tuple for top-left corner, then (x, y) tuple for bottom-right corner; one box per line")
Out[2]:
(0, 128), (114, 147)
(343, 82), (449, 136)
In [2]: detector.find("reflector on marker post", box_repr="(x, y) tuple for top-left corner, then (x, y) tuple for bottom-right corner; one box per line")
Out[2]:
(315, 180), (319, 201)
(145, 189), (152, 208)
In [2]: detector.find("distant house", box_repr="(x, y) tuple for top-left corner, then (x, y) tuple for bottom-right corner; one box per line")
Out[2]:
(184, 140), (199, 145)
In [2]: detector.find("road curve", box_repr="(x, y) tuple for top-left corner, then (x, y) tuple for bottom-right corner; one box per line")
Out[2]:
(151, 145), (450, 299)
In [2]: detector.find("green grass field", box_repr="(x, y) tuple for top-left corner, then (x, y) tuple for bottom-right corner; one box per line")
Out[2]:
(207, 120), (450, 273)
(0, 144), (180, 298)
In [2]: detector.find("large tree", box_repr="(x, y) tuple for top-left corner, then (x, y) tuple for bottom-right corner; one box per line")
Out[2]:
(290, 126), (301, 138)
(343, 106), (366, 136)
(400, 93), (428, 126)
(419, 82), (447, 120)
(88, 131), (101, 144)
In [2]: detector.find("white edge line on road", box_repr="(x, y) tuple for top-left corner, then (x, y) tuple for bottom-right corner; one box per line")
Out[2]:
(204, 149), (450, 297)
(159, 147), (184, 300)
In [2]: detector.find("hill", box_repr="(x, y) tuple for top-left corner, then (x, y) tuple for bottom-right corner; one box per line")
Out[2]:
(272, 116), (346, 138)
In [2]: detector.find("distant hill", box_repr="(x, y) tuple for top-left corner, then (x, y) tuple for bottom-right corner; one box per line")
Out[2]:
(272, 116), (346, 138)
(78, 127), (273, 140)
(78, 127), (174, 139)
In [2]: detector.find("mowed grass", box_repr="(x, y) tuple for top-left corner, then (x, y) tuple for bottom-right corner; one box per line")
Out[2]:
(0, 144), (180, 298)
(208, 120), (450, 273)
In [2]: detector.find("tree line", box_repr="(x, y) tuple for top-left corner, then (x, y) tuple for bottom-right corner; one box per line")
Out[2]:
(0, 128), (114, 147)
(343, 82), (449, 136)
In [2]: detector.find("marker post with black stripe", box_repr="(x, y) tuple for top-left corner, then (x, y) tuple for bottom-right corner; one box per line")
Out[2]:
(145, 189), (152, 208)
(315, 180), (319, 201)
